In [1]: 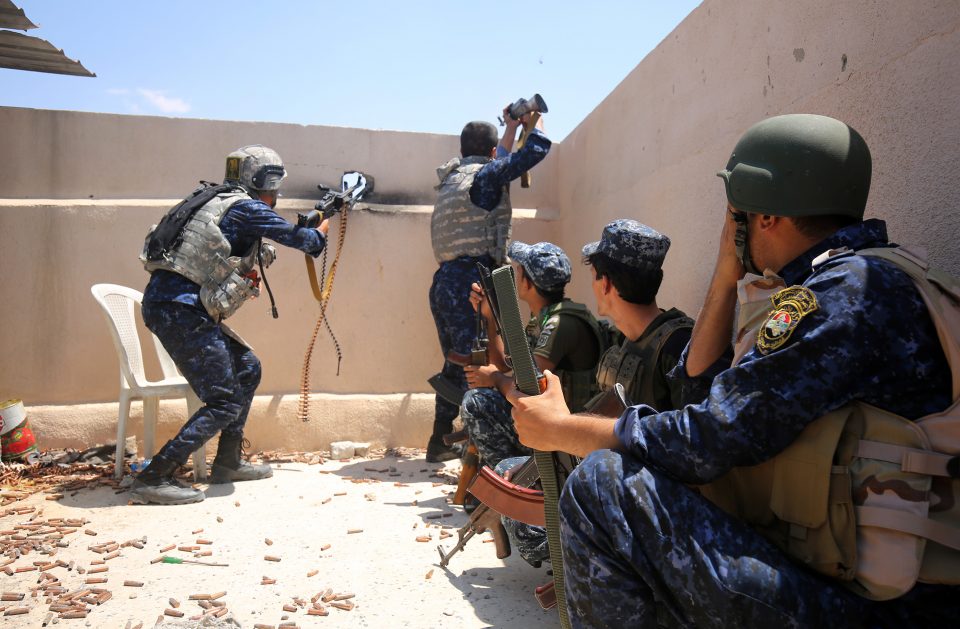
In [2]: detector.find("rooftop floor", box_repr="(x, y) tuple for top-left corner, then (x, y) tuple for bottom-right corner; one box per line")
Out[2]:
(1, 451), (558, 628)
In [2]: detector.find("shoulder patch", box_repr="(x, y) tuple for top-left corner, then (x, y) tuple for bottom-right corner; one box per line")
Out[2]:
(756, 286), (819, 355)
(536, 319), (558, 349)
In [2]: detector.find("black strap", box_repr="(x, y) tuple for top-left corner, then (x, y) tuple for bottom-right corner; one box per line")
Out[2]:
(256, 238), (279, 319)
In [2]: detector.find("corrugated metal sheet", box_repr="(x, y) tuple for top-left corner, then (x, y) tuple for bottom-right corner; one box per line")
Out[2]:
(0, 30), (94, 76)
(0, 1), (94, 77)
(0, 0), (37, 30)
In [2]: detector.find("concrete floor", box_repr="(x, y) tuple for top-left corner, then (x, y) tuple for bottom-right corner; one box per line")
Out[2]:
(1, 453), (560, 628)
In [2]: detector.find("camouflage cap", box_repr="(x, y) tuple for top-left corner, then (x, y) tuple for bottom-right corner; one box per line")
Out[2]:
(581, 219), (670, 268)
(508, 241), (572, 292)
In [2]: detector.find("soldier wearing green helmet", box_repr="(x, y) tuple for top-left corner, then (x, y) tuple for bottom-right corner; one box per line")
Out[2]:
(506, 114), (959, 626)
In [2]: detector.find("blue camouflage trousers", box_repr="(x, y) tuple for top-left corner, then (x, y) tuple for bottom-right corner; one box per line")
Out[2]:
(460, 388), (532, 469)
(428, 256), (492, 440)
(495, 456), (549, 567)
(556, 449), (944, 629)
(141, 301), (261, 466)
(461, 389), (543, 566)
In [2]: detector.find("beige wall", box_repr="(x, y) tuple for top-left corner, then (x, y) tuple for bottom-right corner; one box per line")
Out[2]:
(0, 108), (560, 450)
(557, 0), (960, 313)
(2, 0), (958, 451)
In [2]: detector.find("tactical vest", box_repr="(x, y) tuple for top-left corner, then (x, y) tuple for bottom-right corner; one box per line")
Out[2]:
(589, 309), (693, 411)
(699, 246), (960, 601)
(535, 301), (606, 413)
(141, 190), (263, 321)
(431, 157), (511, 264)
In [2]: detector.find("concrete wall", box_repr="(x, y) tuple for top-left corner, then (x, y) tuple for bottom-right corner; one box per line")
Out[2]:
(0, 109), (559, 451)
(556, 0), (960, 314)
(2, 0), (958, 452)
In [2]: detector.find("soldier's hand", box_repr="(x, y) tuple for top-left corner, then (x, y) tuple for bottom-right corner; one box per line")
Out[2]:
(506, 370), (571, 452)
(470, 282), (494, 321)
(504, 105), (521, 130)
(465, 364), (499, 389)
(317, 218), (331, 236)
(715, 206), (747, 286)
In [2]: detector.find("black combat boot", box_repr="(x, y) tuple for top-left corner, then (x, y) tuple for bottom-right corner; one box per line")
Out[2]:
(426, 435), (462, 463)
(210, 433), (273, 483)
(129, 455), (205, 505)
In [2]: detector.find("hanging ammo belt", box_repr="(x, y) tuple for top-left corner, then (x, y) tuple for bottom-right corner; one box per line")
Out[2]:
(296, 172), (374, 422)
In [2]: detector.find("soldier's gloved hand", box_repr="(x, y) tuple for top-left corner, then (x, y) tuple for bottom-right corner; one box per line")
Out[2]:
(259, 243), (277, 268)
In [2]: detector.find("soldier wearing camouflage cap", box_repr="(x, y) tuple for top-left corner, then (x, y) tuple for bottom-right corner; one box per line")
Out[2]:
(133, 145), (330, 505)
(426, 106), (552, 462)
(508, 114), (959, 626)
(489, 221), (715, 570)
(463, 240), (603, 466)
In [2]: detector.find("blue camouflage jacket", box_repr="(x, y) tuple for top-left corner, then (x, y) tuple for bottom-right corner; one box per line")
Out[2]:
(470, 128), (551, 211)
(143, 197), (325, 307)
(614, 219), (952, 484)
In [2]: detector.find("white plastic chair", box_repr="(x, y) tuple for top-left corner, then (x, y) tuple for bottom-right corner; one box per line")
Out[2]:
(90, 284), (206, 481)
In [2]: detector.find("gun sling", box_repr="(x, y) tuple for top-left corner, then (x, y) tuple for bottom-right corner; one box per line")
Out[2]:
(488, 264), (573, 629)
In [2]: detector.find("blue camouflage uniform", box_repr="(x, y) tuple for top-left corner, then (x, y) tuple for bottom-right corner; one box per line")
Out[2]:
(428, 130), (551, 447)
(461, 240), (580, 468)
(463, 239), (585, 568)
(142, 198), (324, 465)
(559, 219), (958, 628)
(487, 225), (715, 568)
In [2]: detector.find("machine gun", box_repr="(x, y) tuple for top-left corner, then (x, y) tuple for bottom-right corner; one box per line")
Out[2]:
(297, 170), (374, 228)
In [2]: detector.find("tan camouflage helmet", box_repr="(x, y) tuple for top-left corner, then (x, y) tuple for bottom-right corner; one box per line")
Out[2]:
(224, 145), (287, 192)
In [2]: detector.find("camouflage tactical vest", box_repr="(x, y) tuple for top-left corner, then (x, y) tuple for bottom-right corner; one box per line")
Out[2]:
(700, 246), (960, 601)
(141, 190), (262, 321)
(535, 301), (606, 413)
(431, 157), (511, 264)
(590, 309), (693, 411)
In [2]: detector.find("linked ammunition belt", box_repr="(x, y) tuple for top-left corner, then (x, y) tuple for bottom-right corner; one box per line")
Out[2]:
(297, 209), (348, 422)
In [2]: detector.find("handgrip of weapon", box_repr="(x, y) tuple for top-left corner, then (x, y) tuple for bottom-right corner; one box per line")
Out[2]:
(452, 442), (480, 506)
(474, 506), (511, 560)
(517, 113), (541, 189)
(297, 209), (322, 228)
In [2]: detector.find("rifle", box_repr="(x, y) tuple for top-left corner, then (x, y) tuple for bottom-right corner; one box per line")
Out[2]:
(437, 457), (541, 568)
(466, 386), (629, 526)
(473, 264), (578, 627)
(429, 293), (490, 405)
(450, 279), (491, 505)
(295, 171), (374, 422)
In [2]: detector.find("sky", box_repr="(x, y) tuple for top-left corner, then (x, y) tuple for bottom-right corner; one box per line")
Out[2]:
(2, 1), (702, 141)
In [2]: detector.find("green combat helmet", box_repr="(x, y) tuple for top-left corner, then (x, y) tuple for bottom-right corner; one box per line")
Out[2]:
(717, 114), (872, 219)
